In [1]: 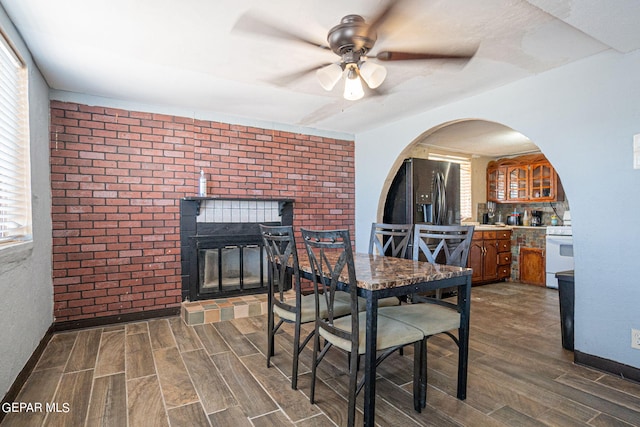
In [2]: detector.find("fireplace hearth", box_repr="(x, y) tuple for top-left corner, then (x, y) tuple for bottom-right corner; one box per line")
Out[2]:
(180, 198), (293, 301)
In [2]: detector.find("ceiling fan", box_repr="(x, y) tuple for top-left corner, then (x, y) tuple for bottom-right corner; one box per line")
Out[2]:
(233, 1), (478, 101)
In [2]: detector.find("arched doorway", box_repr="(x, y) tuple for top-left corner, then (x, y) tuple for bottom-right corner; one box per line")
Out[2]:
(378, 119), (572, 288)
(377, 119), (544, 222)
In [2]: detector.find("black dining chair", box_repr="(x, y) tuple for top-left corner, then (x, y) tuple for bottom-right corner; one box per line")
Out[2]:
(368, 222), (414, 308)
(379, 224), (474, 407)
(412, 224), (474, 267)
(301, 228), (425, 426)
(260, 224), (353, 390)
(412, 224), (474, 299)
(368, 222), (413, 354)
(368, 222), (413, 258)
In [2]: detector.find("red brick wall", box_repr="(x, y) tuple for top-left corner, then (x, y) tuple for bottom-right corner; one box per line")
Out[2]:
(50, 101), (355, 322)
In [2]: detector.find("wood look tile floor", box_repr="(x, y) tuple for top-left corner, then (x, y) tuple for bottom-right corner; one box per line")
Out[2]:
(3, 282), (640, 426)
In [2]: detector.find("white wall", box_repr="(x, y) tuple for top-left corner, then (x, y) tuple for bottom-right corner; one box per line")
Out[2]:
(0, 6), (53, 397)
(356, 49), (640, 368)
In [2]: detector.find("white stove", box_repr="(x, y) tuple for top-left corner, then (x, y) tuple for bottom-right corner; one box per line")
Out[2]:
(546, 225), (573, 236)
(545, 212), (573, 289)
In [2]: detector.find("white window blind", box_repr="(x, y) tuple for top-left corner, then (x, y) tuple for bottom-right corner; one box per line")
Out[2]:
(428, 153), (472, 221)
(0, 33), (31, 244)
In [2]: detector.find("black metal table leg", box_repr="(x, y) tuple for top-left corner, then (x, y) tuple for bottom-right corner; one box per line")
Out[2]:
(363, 292), (378, 427)
(456, 275), (472, 400)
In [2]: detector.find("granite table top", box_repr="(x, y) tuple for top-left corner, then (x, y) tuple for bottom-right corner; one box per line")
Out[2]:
(297, 252), (472, 292)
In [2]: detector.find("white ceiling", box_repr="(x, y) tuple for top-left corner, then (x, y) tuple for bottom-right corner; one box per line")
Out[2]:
(415, 120), (540, 158)
(2, 0), (640, 156)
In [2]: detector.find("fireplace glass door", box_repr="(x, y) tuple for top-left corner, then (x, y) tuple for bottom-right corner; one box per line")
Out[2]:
(198, 244), (268, 296)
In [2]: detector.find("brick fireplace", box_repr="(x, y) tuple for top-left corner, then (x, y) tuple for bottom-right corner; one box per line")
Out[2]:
(180, 198), (294, 301)
(50, 101), (355, 323)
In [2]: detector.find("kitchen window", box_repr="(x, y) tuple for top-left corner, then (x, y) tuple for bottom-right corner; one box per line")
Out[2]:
(428, 153), (472, 221)
(0, 32), (31, 247)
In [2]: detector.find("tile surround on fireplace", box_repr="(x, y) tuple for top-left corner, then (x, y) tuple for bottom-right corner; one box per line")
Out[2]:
(196, 199), (282, 223)
(180, 291), (296, 326)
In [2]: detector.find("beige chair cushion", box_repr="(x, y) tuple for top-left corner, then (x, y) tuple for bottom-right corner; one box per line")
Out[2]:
(320, 312), (423, 355)
(362, 296), (400, 308)
(378, 303), (460, 337)
(275, 292), (400, 325)
(274, 291), (352, 323)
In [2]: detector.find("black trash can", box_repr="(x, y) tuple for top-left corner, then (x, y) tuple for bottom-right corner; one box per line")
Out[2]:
(556, 270), (575, 351)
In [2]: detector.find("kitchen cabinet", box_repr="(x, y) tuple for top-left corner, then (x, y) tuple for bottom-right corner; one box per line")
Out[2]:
(487, 166), (507, 202)
(497, 232), (512, 280)
(487, 154), (563, 203)
(529, 161), (556, 202)
(507, 165), (528, 201)
(519, 247), (546, 286)
(469, 229), (511, 284)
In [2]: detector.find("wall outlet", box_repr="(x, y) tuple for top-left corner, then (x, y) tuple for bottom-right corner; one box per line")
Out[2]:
(632, 329), (640, 350)
(634, 134), (640, 169)
(633, 133), (640, 169)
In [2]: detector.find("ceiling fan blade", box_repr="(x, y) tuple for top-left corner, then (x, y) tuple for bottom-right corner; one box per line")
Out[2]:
(374, 49), (477, 62)
(366, 0), (406, 38)
(351, 1), (406, 52)
(267, 63), (332, 87)
(233, 12), (329, 50)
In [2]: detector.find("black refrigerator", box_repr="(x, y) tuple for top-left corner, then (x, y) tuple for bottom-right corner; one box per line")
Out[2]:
(383, 158), (461, 226)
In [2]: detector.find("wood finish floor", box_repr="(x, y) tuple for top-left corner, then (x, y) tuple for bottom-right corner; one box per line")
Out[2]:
(3, 282), (640, 426)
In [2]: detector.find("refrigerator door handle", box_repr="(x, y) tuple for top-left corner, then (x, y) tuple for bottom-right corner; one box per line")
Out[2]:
(434, 172), (447, 225)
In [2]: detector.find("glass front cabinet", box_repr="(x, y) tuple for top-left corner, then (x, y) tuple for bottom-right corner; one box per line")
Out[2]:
(507, 165), (528, 201)
(487, 154), (563, 203)
(529, 162), (556, 201)
(487, 166), (507, 202)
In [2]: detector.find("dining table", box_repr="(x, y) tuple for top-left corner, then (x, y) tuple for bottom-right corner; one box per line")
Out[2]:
(297, 252), (473, 427)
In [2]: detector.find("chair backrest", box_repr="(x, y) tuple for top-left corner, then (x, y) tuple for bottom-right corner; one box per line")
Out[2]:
(260, 225), (301, 308)
(301, 228), (358, 341)
(413, 224), (475, 267)
(368, 223), (413, 258)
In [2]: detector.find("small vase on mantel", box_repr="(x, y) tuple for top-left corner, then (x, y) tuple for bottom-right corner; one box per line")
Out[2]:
(198, 170), (207, 197)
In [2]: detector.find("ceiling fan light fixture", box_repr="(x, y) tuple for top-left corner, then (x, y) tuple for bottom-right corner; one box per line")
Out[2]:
(359, 61), (386, 89)
(316, 63), (343, 91)
(343, 66), (364, 101)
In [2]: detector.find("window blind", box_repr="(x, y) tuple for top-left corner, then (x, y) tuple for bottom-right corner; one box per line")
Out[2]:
(0, 33), (31, 244)
(428, 153), (472, 221)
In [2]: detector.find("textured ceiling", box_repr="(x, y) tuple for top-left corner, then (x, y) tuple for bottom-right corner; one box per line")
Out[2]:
(2, 0), (639, 155)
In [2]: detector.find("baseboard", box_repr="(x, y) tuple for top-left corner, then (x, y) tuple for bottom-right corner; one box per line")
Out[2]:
(574, 350), (640, 384)
(0, 324), (55, 424)
(52, 307), (181, 332)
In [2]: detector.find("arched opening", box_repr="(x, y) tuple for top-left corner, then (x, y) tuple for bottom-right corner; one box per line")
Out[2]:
(378, 118), (572, 289)
(377, 119), (552, 221)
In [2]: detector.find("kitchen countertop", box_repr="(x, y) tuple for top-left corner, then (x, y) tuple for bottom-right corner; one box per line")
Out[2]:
(466, 224), (547, 231)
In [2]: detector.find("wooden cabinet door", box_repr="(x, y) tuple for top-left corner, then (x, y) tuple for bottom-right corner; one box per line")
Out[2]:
(468, 240), (485, 283)
(482, 239), (499, 282)
(487, 166), (507, 202)
(507, 166), (528, 201)
(529, 162), (556, 201)
(469, 231), (510, 284)
(520, 247), (546, 286)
